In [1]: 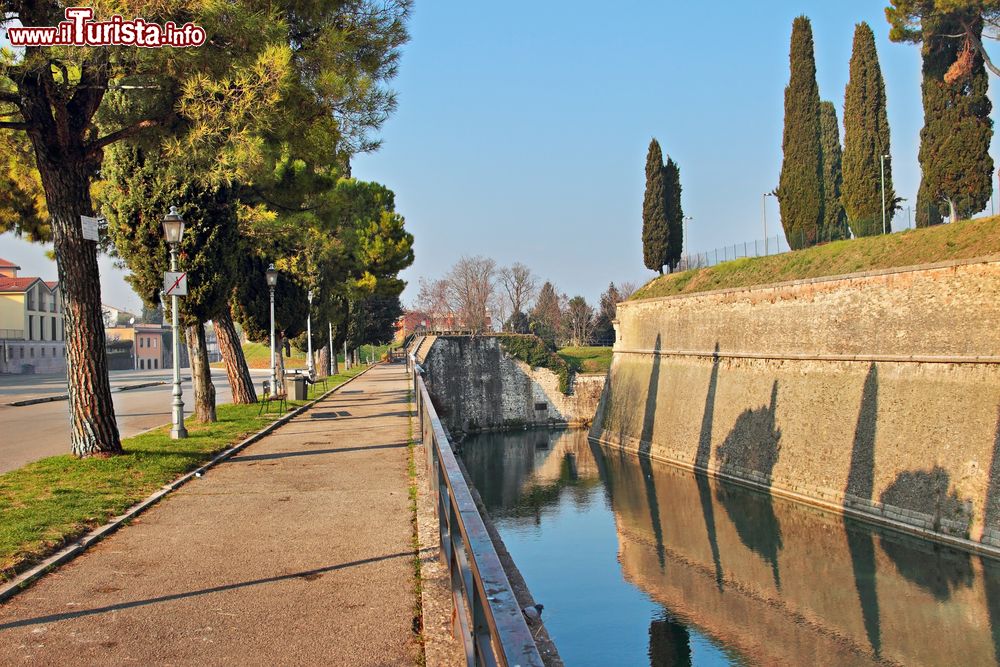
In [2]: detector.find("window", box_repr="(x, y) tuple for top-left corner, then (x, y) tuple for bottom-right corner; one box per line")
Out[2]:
(38, 291), (45, 312)
(139, 359), (144, 370)
(139, 337), (144, 348)
(153, 338), (157, 349)
(49, 294), (55, 312)
(41, 347), (45, 357)
(153, 359), (158, 369)
(26, 289), (34, 310)
(29, 347), (34, 358)
(52, 347), (56, 357)
(27, 315), (33, 341)
(19, 347), (23, 359)
(51, 318), (56, 341)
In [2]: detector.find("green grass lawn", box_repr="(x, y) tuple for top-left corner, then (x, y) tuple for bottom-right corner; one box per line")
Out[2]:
(558, 346), (613, 374)
(220, 342), (391, 370)
(632, 215), (1000, 301)
(0, 364), (367, 581)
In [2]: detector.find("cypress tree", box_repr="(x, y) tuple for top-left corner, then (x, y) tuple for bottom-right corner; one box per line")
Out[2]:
(642, 139), (669, 274)
(843, 22), (895, 237)
(915, 11), (994, 225)
(777, 16), (823, 250)
(819, 101), (849, 241)
(664, 157), (684, 270)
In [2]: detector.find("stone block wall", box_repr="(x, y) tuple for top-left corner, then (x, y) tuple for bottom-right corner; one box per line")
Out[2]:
(592, 257), (1000, 551)
(419, 336), (604, 434)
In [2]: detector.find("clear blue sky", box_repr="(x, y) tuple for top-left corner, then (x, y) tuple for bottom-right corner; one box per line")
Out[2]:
(3, 1), (998, 310)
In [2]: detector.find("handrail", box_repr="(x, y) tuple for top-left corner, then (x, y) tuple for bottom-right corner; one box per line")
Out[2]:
(412, 363), (545, 667)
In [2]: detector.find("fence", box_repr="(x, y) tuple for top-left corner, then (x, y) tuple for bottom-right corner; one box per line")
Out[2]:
(681, 206), (994, 272)
(411, 358), (545, 667)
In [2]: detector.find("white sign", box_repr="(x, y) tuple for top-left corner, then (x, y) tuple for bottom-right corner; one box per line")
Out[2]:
(80, 215), (101, 242)
(163, 271), (188, 297)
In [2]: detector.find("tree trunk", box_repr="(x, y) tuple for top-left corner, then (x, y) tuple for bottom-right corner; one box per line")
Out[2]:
(215, 308), (257, 403)
(318, 346), (330, 378)
(947, 197), (958, 222)
(186, 322), (217, 422)
(32, 146), (121, 457)
(332, 343), (340, 375)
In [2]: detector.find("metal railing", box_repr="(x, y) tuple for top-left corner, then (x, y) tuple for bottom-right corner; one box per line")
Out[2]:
(412, 363), (545, 667)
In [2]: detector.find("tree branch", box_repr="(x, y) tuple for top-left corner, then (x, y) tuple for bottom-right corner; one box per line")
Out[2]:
(85, 118), (160, 156)
(966, 24), (1000, 78)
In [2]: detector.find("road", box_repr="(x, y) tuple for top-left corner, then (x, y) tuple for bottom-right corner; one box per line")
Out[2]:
(0, 368), (270, 474)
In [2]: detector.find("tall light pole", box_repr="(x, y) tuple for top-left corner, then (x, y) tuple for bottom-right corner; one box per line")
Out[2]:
(306, 289), (314, 379)
(682, 216), (693, 267)
(265, 264), (278, 395)
(880, 154), (890, 235)
(762, 192), (775, 254)
(328, 321), (335, 375)
(162, 206), (187, 440)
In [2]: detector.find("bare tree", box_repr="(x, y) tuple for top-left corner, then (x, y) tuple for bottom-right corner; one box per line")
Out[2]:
(497, 263), (538, 331)
(618, 281), (639, 301)
(563, 296), (595, 347)
(444, 255), (496, 333)
(415, 277), (450, 330)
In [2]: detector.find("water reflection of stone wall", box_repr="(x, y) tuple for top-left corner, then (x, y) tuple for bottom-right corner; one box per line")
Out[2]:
(595, 444), (1000, 666)
(593, 259), (1000, 550)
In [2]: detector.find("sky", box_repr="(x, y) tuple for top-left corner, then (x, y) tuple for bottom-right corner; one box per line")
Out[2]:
(2, 1), (999, 311)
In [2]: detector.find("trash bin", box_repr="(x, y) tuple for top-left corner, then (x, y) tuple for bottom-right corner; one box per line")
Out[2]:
(285, 373), (307, 400)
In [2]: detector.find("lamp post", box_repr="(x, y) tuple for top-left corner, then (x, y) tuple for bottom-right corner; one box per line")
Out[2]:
(880, 154), (890, 235)
(306, 289), (314, 379)
(762, 192), (775, 254)
(265, 264), (278, 395)
(162, 206), (187, 440)
(682, 216), (693, 267)
(328, 321), (335, 375)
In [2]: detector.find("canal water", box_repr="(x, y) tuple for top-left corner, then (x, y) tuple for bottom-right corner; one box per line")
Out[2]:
(460, 428), (1000, 666)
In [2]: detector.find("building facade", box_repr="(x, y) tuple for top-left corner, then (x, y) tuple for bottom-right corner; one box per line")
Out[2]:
(0, 258), (66, 375)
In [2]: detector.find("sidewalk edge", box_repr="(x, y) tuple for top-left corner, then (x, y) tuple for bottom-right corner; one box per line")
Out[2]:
(0, 364), (378, 604)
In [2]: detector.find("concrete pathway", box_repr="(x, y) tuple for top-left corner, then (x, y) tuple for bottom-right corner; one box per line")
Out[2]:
(0, 363), (418, 665)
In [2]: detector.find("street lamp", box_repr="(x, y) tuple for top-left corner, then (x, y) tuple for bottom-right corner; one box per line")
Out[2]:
(762, 192), (775, 254)
(265, 263), (278, 396)
(162, 206), (187, 440)
(306, 289), (314, 379)
(682, 216), (693, 267)
(880, 154), (890, 235)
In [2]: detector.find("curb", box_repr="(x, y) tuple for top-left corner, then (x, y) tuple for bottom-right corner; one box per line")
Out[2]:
(7, 377), (193, 407)
(0, 364), (377, 604)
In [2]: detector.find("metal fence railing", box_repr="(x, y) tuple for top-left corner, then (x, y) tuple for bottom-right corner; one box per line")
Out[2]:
(680, 206), (996, 272)
(410, 354), (545, 667)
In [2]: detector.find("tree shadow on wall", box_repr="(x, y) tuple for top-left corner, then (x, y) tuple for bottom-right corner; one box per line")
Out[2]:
(982, 409), (1000, 666)
(696, 344), (724, 590)
(714, 381), (783, 590)
(879, 468), (974, 601)
(639, 334), (666, 568)
(842, 363), (882, 660)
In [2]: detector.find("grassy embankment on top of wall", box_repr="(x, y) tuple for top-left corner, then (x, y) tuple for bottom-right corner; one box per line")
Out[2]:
(557, 347), (613, 375)
(632, 215), (1000, 301)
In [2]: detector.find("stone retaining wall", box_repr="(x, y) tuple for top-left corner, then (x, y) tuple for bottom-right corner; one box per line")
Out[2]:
(592, 257), (1000, 551)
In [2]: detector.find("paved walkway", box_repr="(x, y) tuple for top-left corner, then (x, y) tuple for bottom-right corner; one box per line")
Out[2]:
(0, 363), (418, 665)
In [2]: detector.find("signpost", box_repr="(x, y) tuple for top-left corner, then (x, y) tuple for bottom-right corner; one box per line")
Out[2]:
(80, 215), (101, 242)
(163, 271), (188, 297)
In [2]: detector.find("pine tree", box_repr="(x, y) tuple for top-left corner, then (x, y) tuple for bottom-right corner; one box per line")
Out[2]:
(642, 139), (669, 274)
(914, 11), (994, 225)
(843, 22), (895, 237)
(777, 16), (823, 250)
(819, 101), (849, 241)
(664, 158), (684, 269)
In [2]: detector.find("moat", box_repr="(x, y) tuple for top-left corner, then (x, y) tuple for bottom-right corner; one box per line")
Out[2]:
(461, 428), (1000, 666)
